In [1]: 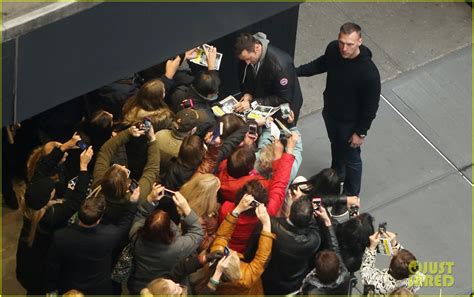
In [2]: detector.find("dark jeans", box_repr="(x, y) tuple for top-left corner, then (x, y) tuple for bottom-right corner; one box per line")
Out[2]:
(323, 111), (362, 196)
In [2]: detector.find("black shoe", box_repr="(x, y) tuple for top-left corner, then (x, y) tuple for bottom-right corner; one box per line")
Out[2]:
(330, 204), (348, 218)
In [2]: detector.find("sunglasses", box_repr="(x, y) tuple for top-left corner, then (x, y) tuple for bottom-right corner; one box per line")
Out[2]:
(112, 164), (130, 178)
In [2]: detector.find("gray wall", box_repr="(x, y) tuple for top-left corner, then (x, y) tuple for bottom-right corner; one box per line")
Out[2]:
(2, 2), (300, 126)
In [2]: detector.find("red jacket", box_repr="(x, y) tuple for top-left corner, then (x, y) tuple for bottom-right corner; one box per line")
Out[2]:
(218, 153), (295, 253)
(216, 160), (270, 203)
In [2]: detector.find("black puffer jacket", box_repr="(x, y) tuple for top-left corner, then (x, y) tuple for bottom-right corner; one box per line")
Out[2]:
(238, 33), (303, 124)
(261, 217), (322, 295)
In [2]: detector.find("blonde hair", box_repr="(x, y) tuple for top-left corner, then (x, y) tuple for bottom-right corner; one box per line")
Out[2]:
(23, 141), (60, 247)
(256, 143), (275, 179)
(179, 174), (220, 217)
(141, 278), (186, 297)
(223, 252), (241, 282)
(63, 289), (84, 297)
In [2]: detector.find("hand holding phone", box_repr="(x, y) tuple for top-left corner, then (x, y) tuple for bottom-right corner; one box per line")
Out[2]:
(280, 103), (291, 119)
(76, 140), (88, 150)
(129, 178), (139, 193)
(248, 123), (258, 139)
(349, 205), (359, 217)
(139, 117), (152, 133)
(250, 199), (260, 208)
(312, 197), (322, 211)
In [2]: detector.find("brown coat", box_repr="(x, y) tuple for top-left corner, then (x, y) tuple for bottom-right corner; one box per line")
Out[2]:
(210, 214), (275, 295)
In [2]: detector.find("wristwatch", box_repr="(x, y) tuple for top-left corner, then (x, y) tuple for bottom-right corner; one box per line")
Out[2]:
(231, 209), (240, 218)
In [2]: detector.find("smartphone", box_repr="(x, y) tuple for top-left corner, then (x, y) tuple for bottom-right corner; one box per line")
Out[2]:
(363, 284), (375, 296)
(139, 117), (152, 132)
(163, 188), (176, 196)
(250, 199), (260, 208)
(312, 197), (322, 211)
(223, 246), (230, 257)
(210, 123), (221, 144)
(349, 205), (359, 217)
(76, 140), (88, 150)
(378, 222), (387, 234)
(67, 176), (79, 190)
(180, 99), (194, 109)
(280, 103), (291, 119)
(129, 178), (139, 192)
(248, 123), (258, 138)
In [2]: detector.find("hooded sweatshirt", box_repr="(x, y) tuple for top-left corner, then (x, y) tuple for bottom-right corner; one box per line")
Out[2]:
(296, 40), (381, 136)
(239, 32), (304, 123)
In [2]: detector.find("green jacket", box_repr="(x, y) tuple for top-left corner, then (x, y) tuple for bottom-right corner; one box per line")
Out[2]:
(92, 129), (160, 201)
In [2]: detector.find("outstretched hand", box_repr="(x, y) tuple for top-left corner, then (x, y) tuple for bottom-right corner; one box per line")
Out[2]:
(234, 194), (254, 215)
(129, 126), (145, 138)
(79, 146), (94, 170)
(205, 45), (218, 70)
(165, 55), (181, 80)
(172, 191), (192, 216)
(146, 183), (165, 204)
(61, 132), (81, 151)
(129, 186), (140, 203)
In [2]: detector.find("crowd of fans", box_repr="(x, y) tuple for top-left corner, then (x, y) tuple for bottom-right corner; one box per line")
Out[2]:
(6, 33), (425, 296)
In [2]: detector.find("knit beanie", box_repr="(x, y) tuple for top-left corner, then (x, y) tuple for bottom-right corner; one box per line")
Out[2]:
(25, 177), (55, 210)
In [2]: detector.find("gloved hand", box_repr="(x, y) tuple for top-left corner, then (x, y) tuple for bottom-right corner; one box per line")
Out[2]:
(205, 250), (224, 264)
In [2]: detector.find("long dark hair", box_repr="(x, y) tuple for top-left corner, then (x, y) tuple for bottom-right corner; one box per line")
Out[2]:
(84, 110), (113, 150)
(336, 213), (375, 272)
(123, 79), (167, 114)
(177, 135), (204, 169)
(294, 168), (340, 197)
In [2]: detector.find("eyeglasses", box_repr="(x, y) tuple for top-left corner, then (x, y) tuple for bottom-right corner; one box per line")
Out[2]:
(112, 164), (130, 178)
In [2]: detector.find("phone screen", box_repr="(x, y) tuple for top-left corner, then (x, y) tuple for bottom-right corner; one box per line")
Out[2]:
(163, 189), (176, 196)
(76, 140), (88, 150)
(312, 197), (322, 211)
(211, 124), (221, 143)
(129, 179), (139, 192)
(249, 124), (257, 136)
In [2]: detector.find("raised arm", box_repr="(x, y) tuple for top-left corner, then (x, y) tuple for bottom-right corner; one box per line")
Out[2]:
(138, 124), (160, 200)
(238, 205), (275, 288)
(48, 147), (94, 228)
(92, 128), (134, 187)
(265, 134), (297, 215)
(211, 194), (254, 252)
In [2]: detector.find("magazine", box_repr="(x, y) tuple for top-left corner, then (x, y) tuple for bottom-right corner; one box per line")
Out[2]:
(377, 237), (394, 255)
(219, 96), (239, 114)
(189, 44), (223, 70)
(274, 118), (292, 137)
(269, 121), (281, 141)
(247, 105), (275, 120)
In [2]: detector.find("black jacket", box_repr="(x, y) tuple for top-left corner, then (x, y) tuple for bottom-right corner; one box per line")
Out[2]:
(239, 44), (303, 123)
(46, 203), (137, 295)
(162, 158), (196, 191)
(297, 40), (381, 136)
(261, 217), (322, 295)
(169, 84), (217, 137)
(16, 148), (90, 294)
(299, 225), (351, 295)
